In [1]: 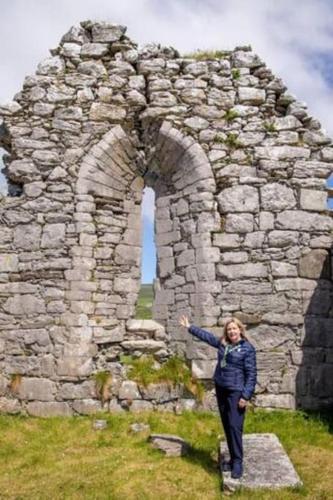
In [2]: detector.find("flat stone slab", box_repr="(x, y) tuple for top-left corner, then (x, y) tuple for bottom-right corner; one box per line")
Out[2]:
(149, 433), (190, 457)
(220, 433), (302, 492)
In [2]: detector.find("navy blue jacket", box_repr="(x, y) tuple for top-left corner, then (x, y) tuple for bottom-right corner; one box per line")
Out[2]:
(189, 325), (257, 400)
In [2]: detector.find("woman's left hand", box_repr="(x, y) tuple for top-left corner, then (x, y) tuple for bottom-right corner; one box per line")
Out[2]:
(238, 398), (248, 409)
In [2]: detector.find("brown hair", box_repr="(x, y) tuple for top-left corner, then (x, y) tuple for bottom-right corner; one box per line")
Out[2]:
(221, 317), (249, 344)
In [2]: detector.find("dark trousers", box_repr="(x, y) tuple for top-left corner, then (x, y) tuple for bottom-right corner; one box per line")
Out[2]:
(215, 384), (245, 464)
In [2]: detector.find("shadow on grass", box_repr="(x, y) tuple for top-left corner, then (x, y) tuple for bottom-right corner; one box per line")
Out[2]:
(183, 445), (220, 476)
(304, 409), (333, 434)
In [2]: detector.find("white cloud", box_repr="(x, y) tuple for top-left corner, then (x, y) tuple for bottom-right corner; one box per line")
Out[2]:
(1, 0), (333, 136)
(141, 187), (155, 223)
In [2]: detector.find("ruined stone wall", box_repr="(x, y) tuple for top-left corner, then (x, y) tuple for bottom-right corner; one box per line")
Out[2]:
(0, 21), (332, 415)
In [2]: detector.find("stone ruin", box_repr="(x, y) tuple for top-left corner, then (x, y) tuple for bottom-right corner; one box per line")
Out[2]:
(0, 21), (332, 416)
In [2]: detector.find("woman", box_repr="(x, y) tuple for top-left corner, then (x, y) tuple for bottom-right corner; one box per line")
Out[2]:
(179, 315), (256, 479)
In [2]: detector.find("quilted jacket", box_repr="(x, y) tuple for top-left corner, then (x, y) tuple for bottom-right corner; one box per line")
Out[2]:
(189, 325), (257, 400)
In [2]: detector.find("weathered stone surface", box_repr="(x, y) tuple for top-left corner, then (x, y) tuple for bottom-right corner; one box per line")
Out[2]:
(149, 434), (190, 457)
(298, 249), (330, 279)
(221, 434), (302, 491)
(118, 381), (141, 400)
(18, 378), (56, 401)
(91, 22), (126, 42)
(218, 186), (259, 213)
(27, 402), (72, 417)
(260, 183), (296, 211)
(72, 399), (102, 414)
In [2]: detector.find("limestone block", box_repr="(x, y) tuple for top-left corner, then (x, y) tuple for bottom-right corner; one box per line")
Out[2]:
(184, 116), (209, 130)
(149, 434), (190, 456)
(176, 250), (195, 267)
(90, 22), (126, 42)
(192, 359), (216, 379)
(249, 325), (294, 350)
(254, 394), (295, 409)
(114, 244), (141, 266)
(59, 381), (96, 400)
(27, 402), (72, 417)
(221, 252), (248, 264)
(218, 186), (259, 213)
(0, 101), (22, 115)
(129, 400), (154, 412)
(225, 213), (254, 233)
(243, 232), (265, 249)
(271, 261), (297, 277)
(255, 146), (310, 160)
(140, 383), (180, 402)
(0, 398), (21, 414)
(47, 85), (75, 103)
(184, 61), (208, 75)
(150, 91), (177, 107)
(195, 247), (220, 264)
(113, 277), (140, 294)
(276, 211), (333, 231)
(61, 42), (81, 58)
(298, 249), (330, 279)
(118, 381), (141, 400)
(268, 230), (298, 247)
(260, 183), (296, 211)
(121, 340), (167, 353)
(3, 295), (45, 315)
(41, 223), (66, 249)
(154, 289), (174, 305)
(137, 59), (166, 74)
(89, 103), (126, 121)
(18, 378), (56, 401)
(238, 87), (265, 104)
(180, 88), (206, 105)
(273, 116), (302, 130)
(72, 399), (102, 415)
(37, 56), (65, 75)
(159, 256), (175, 278)
(321, 147), (333, 161)
(208, 88), (235, 107)
(0, 254), (19, 272)
(232, 50), (262, 68)
(217, 263), (267, 279)
(213, 233), (241, 249)
(8, 160), (40, 183)
(300, 189), (327, 211)
(81, 43), (109, 57)
(57, 356), (93, 377)
(93, 326), (124, 344)
(259, 212), (274, 230)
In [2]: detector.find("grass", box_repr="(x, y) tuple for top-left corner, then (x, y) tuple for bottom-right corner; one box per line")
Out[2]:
(183, 50), (230, 60)
(135, 283), (153, 319)
(0, 410), (333, 498)
(121, 355), (205, 401)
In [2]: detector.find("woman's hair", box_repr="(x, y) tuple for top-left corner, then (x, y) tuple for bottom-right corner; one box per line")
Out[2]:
(221, 317), (249, 344)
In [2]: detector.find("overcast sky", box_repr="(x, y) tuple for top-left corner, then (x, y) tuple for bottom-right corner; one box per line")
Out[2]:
(1, 0), (333, 280)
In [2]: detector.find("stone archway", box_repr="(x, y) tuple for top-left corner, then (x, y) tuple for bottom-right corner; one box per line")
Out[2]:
(0, 21), (332, 414)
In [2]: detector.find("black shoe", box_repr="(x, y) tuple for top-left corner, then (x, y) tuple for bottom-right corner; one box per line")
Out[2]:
(231, 462), (243, 479)
(222, 460), (232, 472)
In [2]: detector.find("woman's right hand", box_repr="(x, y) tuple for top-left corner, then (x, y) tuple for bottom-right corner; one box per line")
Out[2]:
(179, 315), (190, 328)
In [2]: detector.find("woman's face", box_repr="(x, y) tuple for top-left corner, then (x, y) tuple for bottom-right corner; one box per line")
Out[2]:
(226, 322), (242, 344)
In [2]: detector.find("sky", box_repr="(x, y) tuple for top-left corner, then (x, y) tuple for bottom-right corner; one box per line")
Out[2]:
(1, 0), (333, 280)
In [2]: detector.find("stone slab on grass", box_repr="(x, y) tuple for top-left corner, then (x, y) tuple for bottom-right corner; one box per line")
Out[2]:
(149, 433), (190, 457)
(220, 433), (302, 492)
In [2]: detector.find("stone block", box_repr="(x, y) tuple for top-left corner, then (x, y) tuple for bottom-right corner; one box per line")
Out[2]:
(149, 434), (190, 456)
(0, 254), (18, 272)
(118, 381), (141, 400)
(3, 295), (46, 315)
(89, 103), (126, 121)
(191, 359), (216, 379)
(225, 213), (254, 233)
(41, 224), (66, 249)
(220, 433), (301, 492)
(260, 183), (296, 211)
(27, 402), (72, 417)
(57, 356), (93, 377)
(298, 249), (330, 279)
(300, 189), (327, 211)
(0, 397), (21, 414)
(140, 383), (180, 402)
(213, 233), (241, 249)
(217, 263), (267, 279)
(59, 381), (96, 400)
(218, 186), (259, 213)
(72, 399), (102, 415)
(238, 87), (265, 104)
(93, 326), (124, 344)
(18, 378), (56, 401)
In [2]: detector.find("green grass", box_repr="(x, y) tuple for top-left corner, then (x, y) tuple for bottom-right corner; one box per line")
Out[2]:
(120, 355), (205, 401)
(0, 410), (333, 499)
(135, 283), (154, 319)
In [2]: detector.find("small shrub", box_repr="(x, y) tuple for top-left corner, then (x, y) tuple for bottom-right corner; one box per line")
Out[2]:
(184, 50), (229, 61)
(224, 109), (239, 122)
(231, 68), (241, 79)
(224, 133), (242, 150)
(93, 371), (112, 405)
(9, 374), (22, 394)
(123, 355), (205, 401)
(263, 121), (276, 133)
